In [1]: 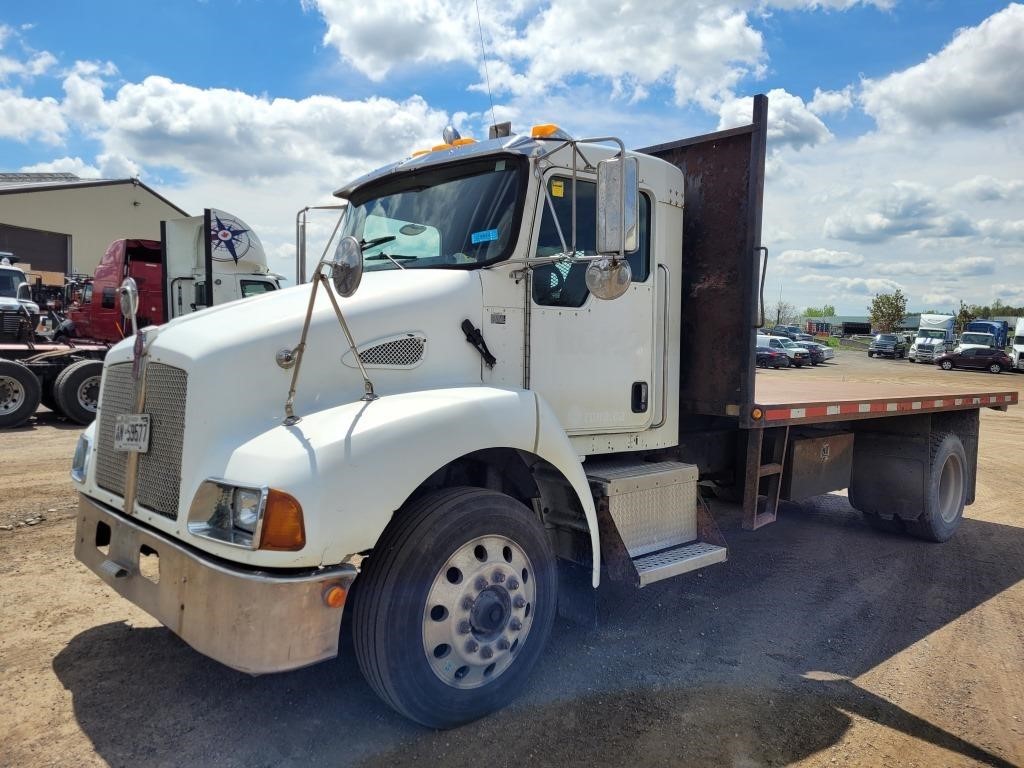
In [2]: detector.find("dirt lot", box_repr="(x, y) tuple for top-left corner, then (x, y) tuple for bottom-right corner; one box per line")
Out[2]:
(1, 351), (1023, 767)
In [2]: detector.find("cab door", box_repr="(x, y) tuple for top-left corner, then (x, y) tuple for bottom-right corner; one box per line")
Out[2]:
(527, 174), (656, 434)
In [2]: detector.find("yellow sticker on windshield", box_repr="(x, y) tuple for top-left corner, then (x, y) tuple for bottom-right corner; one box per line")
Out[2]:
(551, 179), (564, 197)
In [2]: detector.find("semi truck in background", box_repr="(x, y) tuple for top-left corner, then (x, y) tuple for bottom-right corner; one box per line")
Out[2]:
(962, 319), (1009, 350)
(70, 96), (1019, 728)
(1013, 318), (1024, 371)
(62, 209), (282, 344)
(908, 313), (955, 363)
(0, 209), (281, 428)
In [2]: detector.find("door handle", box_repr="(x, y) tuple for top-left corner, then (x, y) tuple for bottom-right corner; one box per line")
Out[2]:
(631, 381), (649, 413)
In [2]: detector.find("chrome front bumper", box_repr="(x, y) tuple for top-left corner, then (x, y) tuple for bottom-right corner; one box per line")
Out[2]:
(75, 494), (357, 674)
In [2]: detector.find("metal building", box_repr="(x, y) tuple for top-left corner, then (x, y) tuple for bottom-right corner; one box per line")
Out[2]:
(0, 173), (187, 280)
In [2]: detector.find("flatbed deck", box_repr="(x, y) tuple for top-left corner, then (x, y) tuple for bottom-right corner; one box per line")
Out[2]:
(752, 375), (1018, 427)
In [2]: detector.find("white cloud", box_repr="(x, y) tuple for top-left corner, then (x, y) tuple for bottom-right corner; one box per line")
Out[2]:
(798, 274), (904, 294)
(877, 256), (995, 278)
(821, 182), (979, 243)
(719, 87), (831, 150)
(919, 292), (959, 307)
(952, 175), (1024, 201)
(860, 4), (1024, 133)
(778, 247), (863, 269)
(808, 86), (853, 116)
(0, 88), (66, 143)
(978, 219), (1024, 244)
(20, 156), (100, 177)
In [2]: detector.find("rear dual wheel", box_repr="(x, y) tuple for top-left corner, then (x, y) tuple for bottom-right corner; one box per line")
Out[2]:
(352, 487), (557, 728)
(0, 360), (41, 428)
(53, 360), (103, 424)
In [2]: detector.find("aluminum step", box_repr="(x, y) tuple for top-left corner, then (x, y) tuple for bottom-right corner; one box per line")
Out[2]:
(632, 541), (727, 587)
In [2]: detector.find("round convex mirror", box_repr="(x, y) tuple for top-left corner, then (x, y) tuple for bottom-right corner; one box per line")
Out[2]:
(331, 235), (364, 297)
(585, 257), (632, 300)
(118, 277), (139, 320)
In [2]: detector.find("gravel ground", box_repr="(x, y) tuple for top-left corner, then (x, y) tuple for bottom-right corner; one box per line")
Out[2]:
(1, 350), (1022, 767)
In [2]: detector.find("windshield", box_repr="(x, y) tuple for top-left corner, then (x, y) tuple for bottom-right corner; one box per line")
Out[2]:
(876, 334), (896, 341)
(341, 157), (525, 272)
(781, 340), (802, 348)
(918, 329), (946, 339)
(961, 333), (993, 345)
(1015, 335), (1024, 346)
(0, 268), (22, 298)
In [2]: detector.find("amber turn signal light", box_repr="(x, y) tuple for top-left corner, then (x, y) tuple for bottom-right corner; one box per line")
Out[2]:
(322, 584), (347, 609)
(259, 489), (305, 551)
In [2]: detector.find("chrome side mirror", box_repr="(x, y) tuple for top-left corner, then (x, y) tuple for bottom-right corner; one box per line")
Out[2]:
(596, 155), (639, 255)
(330, 235), (364, 298)
(585, 257), (632, 300)
(118, 277), (139, 333)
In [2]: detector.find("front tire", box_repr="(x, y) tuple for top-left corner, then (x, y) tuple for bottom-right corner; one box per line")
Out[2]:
(352, 487), (557, 728)
(940, 360), (953, 370)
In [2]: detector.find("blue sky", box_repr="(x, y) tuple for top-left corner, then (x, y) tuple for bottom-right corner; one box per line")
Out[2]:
(1, 1), (1022, 312)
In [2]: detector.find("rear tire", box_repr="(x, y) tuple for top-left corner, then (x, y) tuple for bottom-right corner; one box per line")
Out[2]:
(849, 486), (905, 534)
(0, 360), (41, 428)
(54, 360), (103, 425)
(905, 433), (968, 543)
(988, 363), (1002, 374)
(351, 487), (557, 728)
(940, 360), (953, 370)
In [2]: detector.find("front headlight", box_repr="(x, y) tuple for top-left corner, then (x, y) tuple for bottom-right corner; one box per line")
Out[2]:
(187, 480), (305, 551)
(71, 432), (91, 484)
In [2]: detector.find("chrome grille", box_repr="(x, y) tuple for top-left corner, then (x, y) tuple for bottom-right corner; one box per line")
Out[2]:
(358, 335), (426, 367)
(95, 364), (135, 496)
(95, 362), (187, 520)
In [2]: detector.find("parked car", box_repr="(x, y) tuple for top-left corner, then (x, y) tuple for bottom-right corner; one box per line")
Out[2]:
(770, 325), (796, 340)
(794, 332), (816, 343)
(801, 341), (824, 365)
(802, 340), (835, 362)
(868, 333), (908, 359)
(935, 347), (1013, 374)
(756, 334), (811, 367)
(756, 346), (789, 369)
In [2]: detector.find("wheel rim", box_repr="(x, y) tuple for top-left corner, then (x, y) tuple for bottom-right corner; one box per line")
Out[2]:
(422, 534), (537, 690)
(989, 364), (1000, 374)
(942, 361), (952, 370)
(0, 375), (26, 415)
(937, 452), (964, 524)
(76, 375), (101, 412)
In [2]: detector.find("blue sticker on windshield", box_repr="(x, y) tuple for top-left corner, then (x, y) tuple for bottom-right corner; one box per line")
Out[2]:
(471, 228), (499, 245)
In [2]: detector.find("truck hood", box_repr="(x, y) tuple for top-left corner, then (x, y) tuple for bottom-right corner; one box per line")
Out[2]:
(106, 268), (487, 418)
(914, 337), (944, 346)
(0, 296), (39, 314)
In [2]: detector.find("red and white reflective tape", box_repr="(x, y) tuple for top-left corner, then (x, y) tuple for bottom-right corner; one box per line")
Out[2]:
(762, 392), (1016, 423)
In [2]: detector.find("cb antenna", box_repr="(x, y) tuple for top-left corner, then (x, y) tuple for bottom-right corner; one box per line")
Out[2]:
(474, 0), (497, 131)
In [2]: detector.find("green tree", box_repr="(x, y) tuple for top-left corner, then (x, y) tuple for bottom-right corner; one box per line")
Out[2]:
(955, 300), (977, 334)
(868, 290), (908, 333)
(804, 304), (836, 318)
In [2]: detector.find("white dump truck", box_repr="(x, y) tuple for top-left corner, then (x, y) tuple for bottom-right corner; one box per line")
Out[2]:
(71, 97), (1018, 728)
(908, 313), (955, 363)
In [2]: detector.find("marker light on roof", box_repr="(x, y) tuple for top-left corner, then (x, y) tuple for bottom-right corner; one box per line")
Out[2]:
(531, 123), (566, 139)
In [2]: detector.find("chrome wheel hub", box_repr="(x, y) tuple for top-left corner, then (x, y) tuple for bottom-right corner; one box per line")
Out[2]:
(77, 376), (100, 412)
(422, 534), (536, 689)
(0, 375), (25, 415)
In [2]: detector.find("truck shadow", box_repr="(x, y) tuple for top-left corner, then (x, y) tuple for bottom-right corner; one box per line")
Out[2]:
(52, 498), (1022, 767)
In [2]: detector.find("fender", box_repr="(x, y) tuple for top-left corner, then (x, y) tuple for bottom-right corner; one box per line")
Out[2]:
(219, 386), (600, 582)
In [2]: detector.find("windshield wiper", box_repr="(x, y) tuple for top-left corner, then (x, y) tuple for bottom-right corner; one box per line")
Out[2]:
(360, 235), (396, 250)
(366, 253), (418, 261)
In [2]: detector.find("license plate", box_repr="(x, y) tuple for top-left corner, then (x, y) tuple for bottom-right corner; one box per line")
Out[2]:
(114, 414), (151, 453)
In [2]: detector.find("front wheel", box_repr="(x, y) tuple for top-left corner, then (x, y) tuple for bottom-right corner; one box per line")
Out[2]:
(867, 352), (874, 358)
(940, 360), (953, 370)
(351, 487), (557, 728)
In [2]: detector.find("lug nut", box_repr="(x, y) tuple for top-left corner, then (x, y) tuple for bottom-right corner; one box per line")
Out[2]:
(475, 577), (489, 591)
(509, 618), (522, 631)
(513, 596), (526, 609)
(465, 639), (479, 653)
(480, 645), (493, 659)
(496, 638), (510, 650)
(461, 597), (474, 610)
(457, 620), (472, 635)
(507, 577), (519, 590)
(492, 571), (506, 584)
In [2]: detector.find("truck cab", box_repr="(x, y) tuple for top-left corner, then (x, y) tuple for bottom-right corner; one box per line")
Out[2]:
(909, 313), (955, 363)
(0, 256), (41, 341)
(1013, 318), (1024, 371)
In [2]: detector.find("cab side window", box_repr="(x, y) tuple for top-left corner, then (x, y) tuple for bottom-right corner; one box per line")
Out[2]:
(533, 177), (651, 307)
